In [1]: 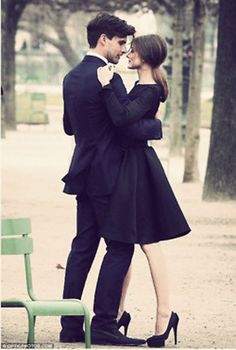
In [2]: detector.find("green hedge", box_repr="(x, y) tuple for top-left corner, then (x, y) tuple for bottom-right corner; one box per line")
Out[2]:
(16, 93), (49, 124)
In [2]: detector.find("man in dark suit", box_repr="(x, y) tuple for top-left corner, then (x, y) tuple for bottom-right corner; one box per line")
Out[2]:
(60, 13), (162, 346)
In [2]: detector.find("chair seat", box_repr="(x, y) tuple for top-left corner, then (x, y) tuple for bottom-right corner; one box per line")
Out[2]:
(2, 298), (86, 316)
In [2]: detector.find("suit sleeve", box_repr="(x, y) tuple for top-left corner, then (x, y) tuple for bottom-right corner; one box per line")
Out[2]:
(101, 81), (156, 127)
(63, 102), (73, 135)
(62, 76), (74, 136)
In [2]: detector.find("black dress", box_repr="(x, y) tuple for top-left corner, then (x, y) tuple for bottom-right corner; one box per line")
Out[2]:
(100, 82), (191, 244)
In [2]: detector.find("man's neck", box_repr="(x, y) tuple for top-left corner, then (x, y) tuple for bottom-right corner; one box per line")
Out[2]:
(87, 49), (108, 64)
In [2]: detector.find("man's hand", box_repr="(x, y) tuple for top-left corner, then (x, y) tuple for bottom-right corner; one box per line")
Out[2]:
(97, 64), (114, 87)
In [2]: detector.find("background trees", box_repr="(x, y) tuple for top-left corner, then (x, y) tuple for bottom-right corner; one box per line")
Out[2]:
(2, 0), (235, 200)
(183, 0), (206, 182)
(19, 3), (79, 68)
(168, 0), (185, 156)
(203, 0), (236, 200)
(2, 0), (139, 130)
(2, 0), (30, 130)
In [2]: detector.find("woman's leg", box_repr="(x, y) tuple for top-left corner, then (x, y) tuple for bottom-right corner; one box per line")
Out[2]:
(117, 265), (132, 319)
(141, 242), (171, 335)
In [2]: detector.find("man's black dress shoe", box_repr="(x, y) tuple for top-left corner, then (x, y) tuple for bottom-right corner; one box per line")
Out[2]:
(59, 329), (85, 343)
(91, 328), (146, 346)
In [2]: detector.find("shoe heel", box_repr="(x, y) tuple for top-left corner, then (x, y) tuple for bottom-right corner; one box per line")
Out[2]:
(118, 312), (131, 336)
(173, 318), (179, 345)
(124, 324), (128, 336)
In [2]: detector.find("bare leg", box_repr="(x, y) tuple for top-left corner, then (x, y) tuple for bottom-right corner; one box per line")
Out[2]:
(141, 243), (171, 335)
(117, 265), (132, 319)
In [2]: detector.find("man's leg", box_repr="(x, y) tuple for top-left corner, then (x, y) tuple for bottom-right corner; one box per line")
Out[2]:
(60, 196), (100, 339)
(92, 239), (134, 331)
(91, 238), (145, 345)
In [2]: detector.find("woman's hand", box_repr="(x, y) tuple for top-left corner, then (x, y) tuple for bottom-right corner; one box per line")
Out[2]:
(97, 64), (114, 87)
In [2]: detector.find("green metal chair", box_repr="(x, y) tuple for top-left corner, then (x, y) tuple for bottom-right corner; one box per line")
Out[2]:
(1, 218), (91, 348)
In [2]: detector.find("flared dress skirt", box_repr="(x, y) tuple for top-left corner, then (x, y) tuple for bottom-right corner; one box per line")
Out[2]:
(100, 145), (191, 244)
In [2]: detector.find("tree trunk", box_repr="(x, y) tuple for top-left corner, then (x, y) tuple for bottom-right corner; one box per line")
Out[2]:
(1, 88), (6, 138)
(183, 0), (206, 182)
(2, 0), (28, 130)
(169, 0), (185, 156)
(203, 0), (236, 200)
(1, 3), (17, 130)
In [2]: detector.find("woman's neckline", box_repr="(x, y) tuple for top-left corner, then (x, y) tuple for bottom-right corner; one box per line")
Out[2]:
(135, 80), (158, 86)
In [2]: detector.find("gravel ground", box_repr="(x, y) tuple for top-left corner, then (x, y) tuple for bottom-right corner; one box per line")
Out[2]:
(1, 116), (236, 349)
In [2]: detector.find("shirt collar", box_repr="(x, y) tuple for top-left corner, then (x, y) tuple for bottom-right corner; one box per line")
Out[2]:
(86, 51), (108, 65)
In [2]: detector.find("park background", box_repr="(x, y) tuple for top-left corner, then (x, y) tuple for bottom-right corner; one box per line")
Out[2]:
(1, 0), (236, 348)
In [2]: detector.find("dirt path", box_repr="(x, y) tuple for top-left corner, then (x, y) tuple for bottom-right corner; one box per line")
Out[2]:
(2, 118), (236, 349)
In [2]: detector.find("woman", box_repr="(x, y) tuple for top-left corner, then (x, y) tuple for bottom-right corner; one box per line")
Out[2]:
(97, 34), (191, 347)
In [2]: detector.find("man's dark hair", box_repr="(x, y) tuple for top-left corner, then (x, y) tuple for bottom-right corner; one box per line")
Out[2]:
(87, 12), (135, 48)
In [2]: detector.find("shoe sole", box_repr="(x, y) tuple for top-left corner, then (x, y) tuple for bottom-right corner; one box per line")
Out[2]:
(92, 338), (146, 346)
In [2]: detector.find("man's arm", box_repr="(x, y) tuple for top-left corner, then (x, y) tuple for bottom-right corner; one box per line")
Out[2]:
(62, 76), (74, 136)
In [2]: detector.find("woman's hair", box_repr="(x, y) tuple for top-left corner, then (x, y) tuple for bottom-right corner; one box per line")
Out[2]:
(132, 34), (168, 102)
(87, 12), (135, 48)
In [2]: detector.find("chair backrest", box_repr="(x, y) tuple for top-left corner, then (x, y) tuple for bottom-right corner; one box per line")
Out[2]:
(1, 218), (33, 255)
(1, 218), (36, 300)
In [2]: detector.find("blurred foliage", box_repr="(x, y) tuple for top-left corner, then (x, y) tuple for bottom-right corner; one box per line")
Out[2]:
(2, 0), (218, 129)
(16, 93), (49, 124)
(18, 0), (219, 70)
(25, 0), (173, 14)
(17, 91), (211, 128)
(18, 0), (218, 20)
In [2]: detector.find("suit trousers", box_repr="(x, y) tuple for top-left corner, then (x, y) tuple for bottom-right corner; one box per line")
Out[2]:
(61, 195), (134, 335)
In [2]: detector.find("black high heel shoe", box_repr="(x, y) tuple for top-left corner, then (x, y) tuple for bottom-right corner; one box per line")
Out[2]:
(117, 311), (131, 336)
(147, 311), (179, 348)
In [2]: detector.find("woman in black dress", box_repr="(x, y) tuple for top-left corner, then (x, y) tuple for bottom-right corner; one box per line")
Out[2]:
(97, 34), (191, 347)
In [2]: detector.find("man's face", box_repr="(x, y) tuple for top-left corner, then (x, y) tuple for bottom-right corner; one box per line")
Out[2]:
(105, 36), (127, 64)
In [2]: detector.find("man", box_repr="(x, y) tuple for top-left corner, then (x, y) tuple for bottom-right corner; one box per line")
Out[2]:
(60, 12), (162, 346)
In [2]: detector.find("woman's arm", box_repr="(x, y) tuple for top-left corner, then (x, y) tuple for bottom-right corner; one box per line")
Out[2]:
(119, 118), (163, 140)
(101, 83), (156, 127)
(99, 67), (162, 139)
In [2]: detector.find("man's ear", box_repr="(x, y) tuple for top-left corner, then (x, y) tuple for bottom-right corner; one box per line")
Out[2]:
(99, 34), (107, 47)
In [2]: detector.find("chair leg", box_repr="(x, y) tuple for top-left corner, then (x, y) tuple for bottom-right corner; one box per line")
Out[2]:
(27, 312), (35, 345)
(83, 308), (91, 349)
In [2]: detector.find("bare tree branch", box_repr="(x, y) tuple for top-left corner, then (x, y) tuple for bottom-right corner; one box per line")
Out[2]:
(18, 23), (79, 67)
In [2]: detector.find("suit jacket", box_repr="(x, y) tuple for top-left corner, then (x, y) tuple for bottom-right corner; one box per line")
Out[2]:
(62, 55), (162, 197)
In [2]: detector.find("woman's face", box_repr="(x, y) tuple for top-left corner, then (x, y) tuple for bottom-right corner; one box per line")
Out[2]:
(127, 46), (143, 69)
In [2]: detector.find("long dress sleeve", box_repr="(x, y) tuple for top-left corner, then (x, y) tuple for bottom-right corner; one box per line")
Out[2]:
(119, 118), (163, 140)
